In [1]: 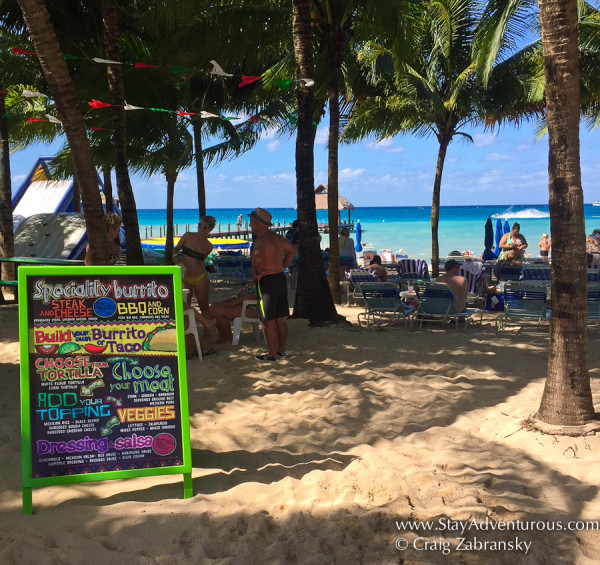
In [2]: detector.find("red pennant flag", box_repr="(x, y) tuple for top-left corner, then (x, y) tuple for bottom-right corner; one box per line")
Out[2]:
(90, 127), (106, 131)
(176, 111), (197, 117)
(238, 75), (261, 88)
(134, 62), (161, 69)
(89, 99), (112, 109)
(249, 115), (262, 123)
(0, 90), (8, 95)
(11, 47), (36, 55)
(27, 118), (45, 123)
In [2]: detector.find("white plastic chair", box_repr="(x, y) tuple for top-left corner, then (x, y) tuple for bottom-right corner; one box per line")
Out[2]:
(232, 300), (265, 345)
(182, 289), (202, 361)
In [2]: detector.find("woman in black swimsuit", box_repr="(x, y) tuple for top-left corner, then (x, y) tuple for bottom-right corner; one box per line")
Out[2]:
(173, 216), (216, 333)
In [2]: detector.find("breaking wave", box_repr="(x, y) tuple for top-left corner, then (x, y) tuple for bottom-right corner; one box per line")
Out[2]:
(497, 207), (550, 219)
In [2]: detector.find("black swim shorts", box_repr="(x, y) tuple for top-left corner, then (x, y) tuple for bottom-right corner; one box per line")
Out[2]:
(540, 250), (549, 257)
(257, 272), (289, 321)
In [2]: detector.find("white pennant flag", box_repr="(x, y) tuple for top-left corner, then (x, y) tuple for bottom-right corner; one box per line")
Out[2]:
(200, 111), (220, 119)
(299, 78), (314, 87)
(22, 89), (48, 98)
(92, 57), (122, 65)
(124, 101), (143, 111)
(209, 60), (233, 77)
(45, 114), (62, 124)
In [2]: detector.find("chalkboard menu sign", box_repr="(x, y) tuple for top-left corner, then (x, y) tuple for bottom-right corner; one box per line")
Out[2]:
(18, 266), (192, 514)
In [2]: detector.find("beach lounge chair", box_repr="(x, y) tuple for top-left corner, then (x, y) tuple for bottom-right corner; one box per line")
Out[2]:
(495, 262), (523, 282)
(458, 261), (486, 307)
(347, 269), (377, 305)
(396, 259), (430, 291)
(496, 281), (548, 333)
(521, 264), (552, 286)
(588, 283), (600, 328)
(357, 282), (414, 328)
(232, 300), (265, 345)
(212, 255), (243, 285)
(413, 281), (483, 331)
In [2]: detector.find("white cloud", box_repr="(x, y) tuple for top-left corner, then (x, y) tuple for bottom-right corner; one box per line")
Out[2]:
(314, 127), (329, 145)
(473, 133), (497, 147)
(367, 138), (404, 154)
(339, 168), (366, 180)
(11, 174), (26, 184)
(516, 144), (532, 151)
(485, 152), (514, 162)
(478, 169), (503, 185)
(266, 140), (281, 152)
(446, 157), (458, 163)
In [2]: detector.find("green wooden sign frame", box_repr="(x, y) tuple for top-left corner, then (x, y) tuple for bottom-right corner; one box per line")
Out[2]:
(19, 265), (192, 514)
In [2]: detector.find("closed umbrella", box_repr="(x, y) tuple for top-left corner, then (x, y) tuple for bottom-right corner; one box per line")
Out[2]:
(504, 219), (511, 235)
(494, 218), (503, 258)
(482, 217), (495, 261)
(355, 221), (362, 252)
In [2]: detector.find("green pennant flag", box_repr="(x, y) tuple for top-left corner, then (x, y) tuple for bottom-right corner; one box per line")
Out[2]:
(149, 108), (172, 113)
(312, 121), (317, 126)
(222, 116), (239, 121)
(170, 66), (192, 75)
(63, 54), (79, 60)
(287, 114), (298, 124)
(274, 79), (292, 91)
(1, 113), (17, 118)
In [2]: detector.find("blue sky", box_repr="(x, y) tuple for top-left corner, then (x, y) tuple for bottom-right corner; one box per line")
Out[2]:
(9, 119), (600, 209)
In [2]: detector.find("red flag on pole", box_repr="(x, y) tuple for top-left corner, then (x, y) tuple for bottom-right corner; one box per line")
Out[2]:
(134, 62), (161, 69)
(238, 75), (261, 88)
(11, 47), (36, 55)
(27, 118), (45, 123)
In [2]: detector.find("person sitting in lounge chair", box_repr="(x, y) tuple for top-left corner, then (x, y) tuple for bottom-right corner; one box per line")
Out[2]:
(365, 254), (387, 281)
(435, 259), (468, 313)
(207, 282), (259, 344)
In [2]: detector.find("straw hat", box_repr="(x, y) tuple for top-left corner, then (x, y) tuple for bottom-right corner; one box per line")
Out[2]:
(248, 208), (272, 226)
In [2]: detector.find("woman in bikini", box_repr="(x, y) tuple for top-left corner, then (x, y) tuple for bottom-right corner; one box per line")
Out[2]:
(173, 216), (216, 331)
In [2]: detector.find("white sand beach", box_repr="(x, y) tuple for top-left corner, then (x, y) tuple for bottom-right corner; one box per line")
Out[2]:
(1, 285), (599, 564)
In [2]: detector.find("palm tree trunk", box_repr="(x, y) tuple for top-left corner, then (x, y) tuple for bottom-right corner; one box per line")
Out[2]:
(164, 172), (176, 266)
(327, 66), (341, 303)
(0, 92), (15, 296)
(291, 0), (338, 323)
(72, 176), (81, 213)
(102, 169), (112, 213)
(102, 0), (143, 265)
(535, 0), (595, 427)
(430, 132), (451, 278)
(17, 0), (108, 264)
(192, 119), (207, 219)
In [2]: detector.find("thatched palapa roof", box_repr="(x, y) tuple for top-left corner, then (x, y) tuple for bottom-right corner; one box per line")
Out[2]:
(314, 184), (355, 211)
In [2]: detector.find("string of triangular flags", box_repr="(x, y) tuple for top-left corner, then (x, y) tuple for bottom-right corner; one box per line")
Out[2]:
(9, 48), (314, 90)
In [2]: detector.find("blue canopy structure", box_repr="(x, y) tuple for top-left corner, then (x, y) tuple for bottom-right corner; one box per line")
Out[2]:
(355, 221), (363, 252)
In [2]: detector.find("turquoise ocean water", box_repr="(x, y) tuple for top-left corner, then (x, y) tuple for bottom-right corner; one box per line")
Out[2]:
(137, 205), (600, 261)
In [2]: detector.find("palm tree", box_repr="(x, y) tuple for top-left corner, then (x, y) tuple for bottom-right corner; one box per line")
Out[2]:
(100, 0), (144, 264)
(473, 0), (596, 428)
(534, 0), (595, 426)
(344, 0), (488, 277)
(291, 0), (338, 323)
(16, 0), (108, 264)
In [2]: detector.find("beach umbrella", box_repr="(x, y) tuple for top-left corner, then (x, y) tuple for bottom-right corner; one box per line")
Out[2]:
(355, 220), (363, 252)
(504, 219), (510, 235)
(494, 218), (503, 257)
(484, 217), (494, 250)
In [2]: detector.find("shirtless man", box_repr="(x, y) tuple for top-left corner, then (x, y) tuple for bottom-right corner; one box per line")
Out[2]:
(249, 208), (297, 362)
(435, 259), (469, 313)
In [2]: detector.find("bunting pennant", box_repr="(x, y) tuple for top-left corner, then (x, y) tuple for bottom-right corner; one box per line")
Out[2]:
(176, 111), (195, 117)
(274, 79), (292, 90)
(45, 113), (62, 124)
(238, 75), (261, 88)
(11, 47), (36, 55)
(287, 114), (298, 125)
(27, 118), (46, 123)
(89, 99), (113, 109)
(63, 54), (79, 60)
(209, 60), (233, 77)
(90, 127), (106, 131)
(134, 62), (161, 69)
(0, 90), (9, 95)
(92, 57), (122, 65)
(22, 89), (48, 98)
(200, 111), (220, 119)
(148, 108), (171, 113)
(170, 66), (192, 74)
(300, 78), (315, 87)
(124, 101), (144, 110)
(249, 115), (262, 123)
